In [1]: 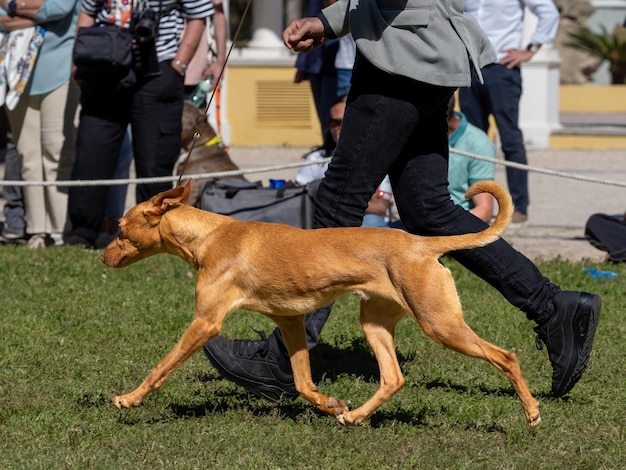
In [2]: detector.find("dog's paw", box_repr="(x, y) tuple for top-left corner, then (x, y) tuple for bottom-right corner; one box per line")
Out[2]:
(112, 394), (142, 409)
(527, 412), (541, 428)
(336, 411), (366, 427)
(524, 399), (541, 428)
(324, 397), (349, 416)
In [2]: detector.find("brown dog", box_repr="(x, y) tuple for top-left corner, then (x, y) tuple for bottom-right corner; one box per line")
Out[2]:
(100, 180), (541, 428)
(177, 102), (245, 207)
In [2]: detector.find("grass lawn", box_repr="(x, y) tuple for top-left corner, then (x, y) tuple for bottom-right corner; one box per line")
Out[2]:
(1, 245), (624, 469)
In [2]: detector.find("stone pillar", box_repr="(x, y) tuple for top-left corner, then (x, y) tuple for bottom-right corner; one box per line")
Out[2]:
(520, 49), (562, 148)
(248, 0), (285, 50)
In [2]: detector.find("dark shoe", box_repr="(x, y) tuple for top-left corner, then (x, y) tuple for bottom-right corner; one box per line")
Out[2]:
(534, 291), (601, 397)
(203, 331), (298, 402)
(63, 233), (94, 249)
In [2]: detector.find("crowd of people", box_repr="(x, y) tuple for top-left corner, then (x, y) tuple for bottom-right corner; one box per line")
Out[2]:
(0, 0), (226, 248)
(0, 0), (605, 406)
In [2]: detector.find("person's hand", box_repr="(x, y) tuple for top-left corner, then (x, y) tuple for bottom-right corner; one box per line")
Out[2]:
(203, 59), (226, 87)
(499, 48), (534, 69)
(283, 17), (327, 52)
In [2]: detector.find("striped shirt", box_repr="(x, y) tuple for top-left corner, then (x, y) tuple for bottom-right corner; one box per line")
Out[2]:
(80, 0), (213, 61)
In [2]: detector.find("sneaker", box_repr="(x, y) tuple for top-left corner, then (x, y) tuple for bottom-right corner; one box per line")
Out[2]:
(511, 211), (528, 224)
(27, 233), (54, 249)
(63, 233), (94, 249)
(2, 207), (26, 240)
(534, 291), (601, 397)
(203, 331), (298, 402)
(94, 231), (118, 250)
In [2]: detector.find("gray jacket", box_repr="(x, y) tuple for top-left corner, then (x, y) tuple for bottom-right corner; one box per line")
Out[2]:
(321, 0), (496, 86)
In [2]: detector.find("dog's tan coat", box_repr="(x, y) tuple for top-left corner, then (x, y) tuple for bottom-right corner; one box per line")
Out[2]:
(100, 180), (541, 427)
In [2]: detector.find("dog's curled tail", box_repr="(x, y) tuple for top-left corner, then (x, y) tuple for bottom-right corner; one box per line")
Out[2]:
(431, 180), (513, 254)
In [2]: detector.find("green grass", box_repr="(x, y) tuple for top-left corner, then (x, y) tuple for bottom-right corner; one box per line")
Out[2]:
(1, 245), (625, 468)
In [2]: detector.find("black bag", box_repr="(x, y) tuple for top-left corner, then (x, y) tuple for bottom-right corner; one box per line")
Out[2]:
(199, 179), (320, 229)
(73, 23), (135, 87)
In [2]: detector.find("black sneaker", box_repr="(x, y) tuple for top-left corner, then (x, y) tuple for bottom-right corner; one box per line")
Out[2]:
(63, 233), (94, 249)
(203, 331), (298, 402)
(534, 291), (601, 397)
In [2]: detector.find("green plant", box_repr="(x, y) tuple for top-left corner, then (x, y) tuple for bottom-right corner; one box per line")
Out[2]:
(566, 24), (626, 84)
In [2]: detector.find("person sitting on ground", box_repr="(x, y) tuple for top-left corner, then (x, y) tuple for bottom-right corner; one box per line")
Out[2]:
(585, 211), (626, 262)
(446, 95), (497, 223)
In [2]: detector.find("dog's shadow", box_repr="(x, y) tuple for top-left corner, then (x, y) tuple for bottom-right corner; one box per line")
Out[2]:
(160, 338), (539, 428)
(78, 338), (553, 427)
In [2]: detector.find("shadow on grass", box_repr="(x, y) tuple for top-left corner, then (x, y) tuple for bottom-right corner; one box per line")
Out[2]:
(75, 338), (554, 428)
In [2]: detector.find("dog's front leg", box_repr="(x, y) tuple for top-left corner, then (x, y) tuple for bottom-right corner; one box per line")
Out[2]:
(112, 318), (219, 409)
(269, 315), (349, 417)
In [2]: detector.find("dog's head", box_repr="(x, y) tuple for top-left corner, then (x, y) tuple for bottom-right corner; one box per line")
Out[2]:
(100, 181), (191, 268)
(180, 101), (218, 150)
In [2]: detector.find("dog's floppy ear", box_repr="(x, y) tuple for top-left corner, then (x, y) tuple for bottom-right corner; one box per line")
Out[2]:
(143, 181), (192, 222)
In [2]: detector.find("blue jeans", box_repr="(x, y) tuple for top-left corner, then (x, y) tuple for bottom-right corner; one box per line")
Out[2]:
(307, 54), (557, 328)
(458, 64), (528, 215)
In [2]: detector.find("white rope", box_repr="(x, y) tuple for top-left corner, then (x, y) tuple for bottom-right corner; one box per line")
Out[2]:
(451, 149), (626, 188)
(1, 148), (626, 188)
(0, 158), (332, 188)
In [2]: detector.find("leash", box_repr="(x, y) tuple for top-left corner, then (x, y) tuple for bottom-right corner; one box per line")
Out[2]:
(177, 0), (253, 185)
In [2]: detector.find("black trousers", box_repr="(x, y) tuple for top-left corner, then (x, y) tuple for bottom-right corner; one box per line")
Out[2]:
(265, 53), (559, 357)
(67, 61), (184, 242)
(585, 213), (626, 261)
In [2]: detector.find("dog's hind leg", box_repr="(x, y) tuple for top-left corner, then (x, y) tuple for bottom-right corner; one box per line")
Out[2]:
(336, 298), (406, 426)
(406, 268), (541, 427)
(269, 314), (349, 417)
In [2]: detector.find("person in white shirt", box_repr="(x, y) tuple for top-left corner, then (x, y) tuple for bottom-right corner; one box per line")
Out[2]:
(459, 0), (559, 224)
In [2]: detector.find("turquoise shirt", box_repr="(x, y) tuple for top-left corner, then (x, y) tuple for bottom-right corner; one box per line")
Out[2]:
(30, 0), (80, 95)
(447, 111), (497, 210)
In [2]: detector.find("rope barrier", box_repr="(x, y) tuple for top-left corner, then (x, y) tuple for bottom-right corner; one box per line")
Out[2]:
(1, 148), (626, 188)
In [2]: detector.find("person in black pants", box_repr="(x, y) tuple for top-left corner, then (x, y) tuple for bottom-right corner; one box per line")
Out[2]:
(65, 0), (213, 247)
(202, 0), (601, 403)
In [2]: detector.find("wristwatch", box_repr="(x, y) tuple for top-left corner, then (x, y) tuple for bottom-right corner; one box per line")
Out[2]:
(7, 0), (17, 17)
(526, 43), (541, 54)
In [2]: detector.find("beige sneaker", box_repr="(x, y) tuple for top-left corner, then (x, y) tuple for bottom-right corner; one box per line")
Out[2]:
(511, 211), (528, 224)
(27, 233), (54, 249)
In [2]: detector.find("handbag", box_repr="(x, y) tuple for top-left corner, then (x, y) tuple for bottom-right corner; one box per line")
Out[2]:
(199, 179), (320, 229)
(73, 23), (135, 87)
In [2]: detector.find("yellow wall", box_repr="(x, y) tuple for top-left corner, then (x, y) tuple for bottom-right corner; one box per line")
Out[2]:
(227, 65), (321, 147)
(226, 67), (626, 148)
(560, 85), (626, 113)
(552, 85), (626, 149)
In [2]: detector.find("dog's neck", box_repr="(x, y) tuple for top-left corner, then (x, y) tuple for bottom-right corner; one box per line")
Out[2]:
(160, 208), (231, 270)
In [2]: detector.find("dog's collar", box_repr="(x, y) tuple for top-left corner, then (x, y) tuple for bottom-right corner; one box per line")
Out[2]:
(203, 136), (222, 147)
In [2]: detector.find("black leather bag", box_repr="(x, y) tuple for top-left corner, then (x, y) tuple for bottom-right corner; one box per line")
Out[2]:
(199, 179), (320, 229)
(73, 23), (135, 87)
